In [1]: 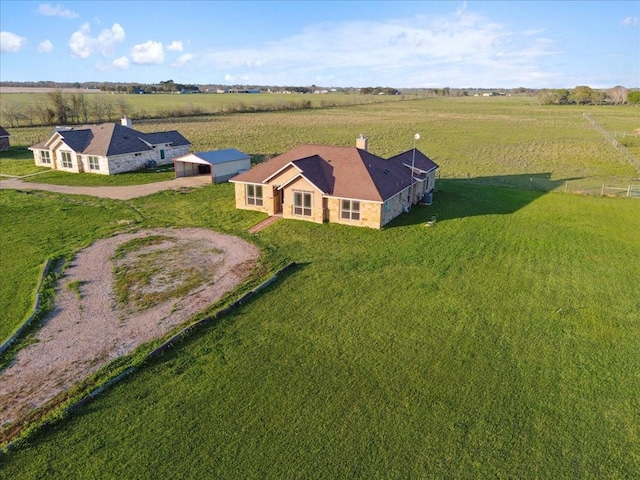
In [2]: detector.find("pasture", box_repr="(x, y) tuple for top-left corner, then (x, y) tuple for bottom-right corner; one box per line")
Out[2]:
(1, 181), (639, 478)
(3, 96), (638, 191)
(1, 96), (639, 477)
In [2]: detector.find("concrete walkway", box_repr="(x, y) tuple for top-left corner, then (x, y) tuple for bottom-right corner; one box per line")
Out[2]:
(0, 175), (212, 200)
(248, 214), (282, 233)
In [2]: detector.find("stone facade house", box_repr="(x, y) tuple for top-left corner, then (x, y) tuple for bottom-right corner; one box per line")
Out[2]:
(29, 118), (191, 175)
(230, 136), (439, 229)
(0, 126), (10, 152)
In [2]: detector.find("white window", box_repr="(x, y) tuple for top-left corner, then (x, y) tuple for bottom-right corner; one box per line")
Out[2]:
(87, 156), (100, 171)
(40, 150), (51, 164)
(61, 151), (73, 169)
(341, 199), (360, 220)
(246, 185), (263, 206)
(293, 191), (312, 216)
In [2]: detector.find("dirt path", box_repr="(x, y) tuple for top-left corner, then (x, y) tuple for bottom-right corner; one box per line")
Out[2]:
(0, 228), (259, 428)
(0, 175), (212, 200)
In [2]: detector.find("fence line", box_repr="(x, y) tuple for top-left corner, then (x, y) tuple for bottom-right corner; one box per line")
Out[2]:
(583, 113), (640, 170)
(438, 175), (640, 198)
(601, 184), (640, 198)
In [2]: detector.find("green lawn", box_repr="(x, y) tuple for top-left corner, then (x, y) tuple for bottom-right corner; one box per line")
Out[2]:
(1, 181), (639, 478)
(1, 97), (639, 477)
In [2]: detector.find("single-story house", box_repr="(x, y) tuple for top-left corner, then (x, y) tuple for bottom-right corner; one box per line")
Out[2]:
(173, 149), (251, 183)
(0, 126), (10, 152)
(229, 135), (439, 229)
(29, 117), (191, 175)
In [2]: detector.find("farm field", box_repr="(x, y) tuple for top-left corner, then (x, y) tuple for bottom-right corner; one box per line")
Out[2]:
(1, 97), (639, 477)
(1, 181), (639, 478)
(3, 96), (638, 191)
(0, 90), (405, 127)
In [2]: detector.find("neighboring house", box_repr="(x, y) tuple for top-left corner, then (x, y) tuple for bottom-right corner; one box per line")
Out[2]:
(230, 136), (439, 229)
(0, 126), (10, 152)
(174, 149), (251, 183)
(29, 117), (191, 175)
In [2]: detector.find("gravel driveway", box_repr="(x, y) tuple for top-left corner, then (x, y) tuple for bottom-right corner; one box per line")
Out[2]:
(0, 175), (212, 200)
(0, 228), (259, 428)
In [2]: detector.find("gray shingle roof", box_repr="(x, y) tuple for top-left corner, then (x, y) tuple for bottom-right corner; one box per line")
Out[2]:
(0, 126), (9, 138)
(29, 122), (191, 157)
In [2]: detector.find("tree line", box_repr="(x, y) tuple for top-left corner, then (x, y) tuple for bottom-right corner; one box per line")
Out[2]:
(536, 85), (638, 105)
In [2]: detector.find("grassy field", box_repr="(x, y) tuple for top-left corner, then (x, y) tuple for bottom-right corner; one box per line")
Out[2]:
(3, 96), (638, 190)
(1, 97), (639, 477)
(1, 181), (638, 478)
(0, 91), (406, 127)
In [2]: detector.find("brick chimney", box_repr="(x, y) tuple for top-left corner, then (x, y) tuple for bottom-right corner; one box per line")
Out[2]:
(356, 134), (368, 151)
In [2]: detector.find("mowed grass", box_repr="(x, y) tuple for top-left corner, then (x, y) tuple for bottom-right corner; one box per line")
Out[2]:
(2, 181), (639, 478)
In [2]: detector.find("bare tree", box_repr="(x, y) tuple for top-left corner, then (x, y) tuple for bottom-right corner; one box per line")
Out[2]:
(115, 96), (130, 117)
(47, 88), (70, 124)
(607, 85), (628, 105)
(1, 100), (25, 127)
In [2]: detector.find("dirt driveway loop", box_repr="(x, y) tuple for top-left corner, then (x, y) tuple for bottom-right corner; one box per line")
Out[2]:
(0, 228), (259, 427)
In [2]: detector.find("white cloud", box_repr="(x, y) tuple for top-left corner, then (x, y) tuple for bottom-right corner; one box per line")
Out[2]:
(167, 41), (183, 52)
(96, 56), (130, 71)
(69, 22), (125, 58)
(111, 56), (130, 69)
(621, 16), (638, 27)
(199, 7), (560, 87)
(0, 31), (27, 53)
(130, 40), (164, 64)
(36, 3), (79, 19)
(38, 39), (54, 53)
(172, 53), (195, 67)
(224, 74), (235, 82)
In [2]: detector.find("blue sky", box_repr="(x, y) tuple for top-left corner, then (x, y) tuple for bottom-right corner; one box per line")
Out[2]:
(1, 1), (638, 88)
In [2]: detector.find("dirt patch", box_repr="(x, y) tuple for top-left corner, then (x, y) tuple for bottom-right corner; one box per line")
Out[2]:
(0, 228), (259, 428)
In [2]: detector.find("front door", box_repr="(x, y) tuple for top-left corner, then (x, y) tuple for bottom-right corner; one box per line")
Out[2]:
(273, 188), (282, 214)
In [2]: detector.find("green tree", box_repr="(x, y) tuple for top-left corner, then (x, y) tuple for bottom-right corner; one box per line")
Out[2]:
(627, 91), (640, 104)
(569, 85), (594, 105)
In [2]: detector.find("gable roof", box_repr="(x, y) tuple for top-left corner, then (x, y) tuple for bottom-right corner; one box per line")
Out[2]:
(230, 144), (438, 202)
(29, 122), (191, 156)
(0, 126), (9, 138)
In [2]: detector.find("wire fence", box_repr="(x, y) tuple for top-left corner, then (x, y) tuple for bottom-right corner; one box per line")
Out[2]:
(438, 174), (640, 198)
(583, 113), (640, 170)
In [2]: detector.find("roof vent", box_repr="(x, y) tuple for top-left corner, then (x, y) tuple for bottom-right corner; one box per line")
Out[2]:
(384, 168), (390, 174)
(356, 134), (368, 151)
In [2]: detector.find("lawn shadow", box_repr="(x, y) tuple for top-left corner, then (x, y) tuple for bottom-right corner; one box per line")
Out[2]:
(386, 173), (582, 227)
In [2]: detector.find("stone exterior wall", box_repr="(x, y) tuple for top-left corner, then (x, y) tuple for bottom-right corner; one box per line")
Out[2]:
(281, 177), (324, 224)
(0, 137), (9, 152)
(107, 151), (157, 175)
(234, 183), (269, 214)
(326, 197), (384, 229)
(33, 149), (54, 168)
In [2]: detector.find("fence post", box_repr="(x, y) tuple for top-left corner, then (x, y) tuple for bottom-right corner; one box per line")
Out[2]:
(601, 184), (604, 196)
(628, 185), (632, 197)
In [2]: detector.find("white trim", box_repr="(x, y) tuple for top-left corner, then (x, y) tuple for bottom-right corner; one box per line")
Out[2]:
(263, 161), (302, 183)
(277, 172), (326, 194)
